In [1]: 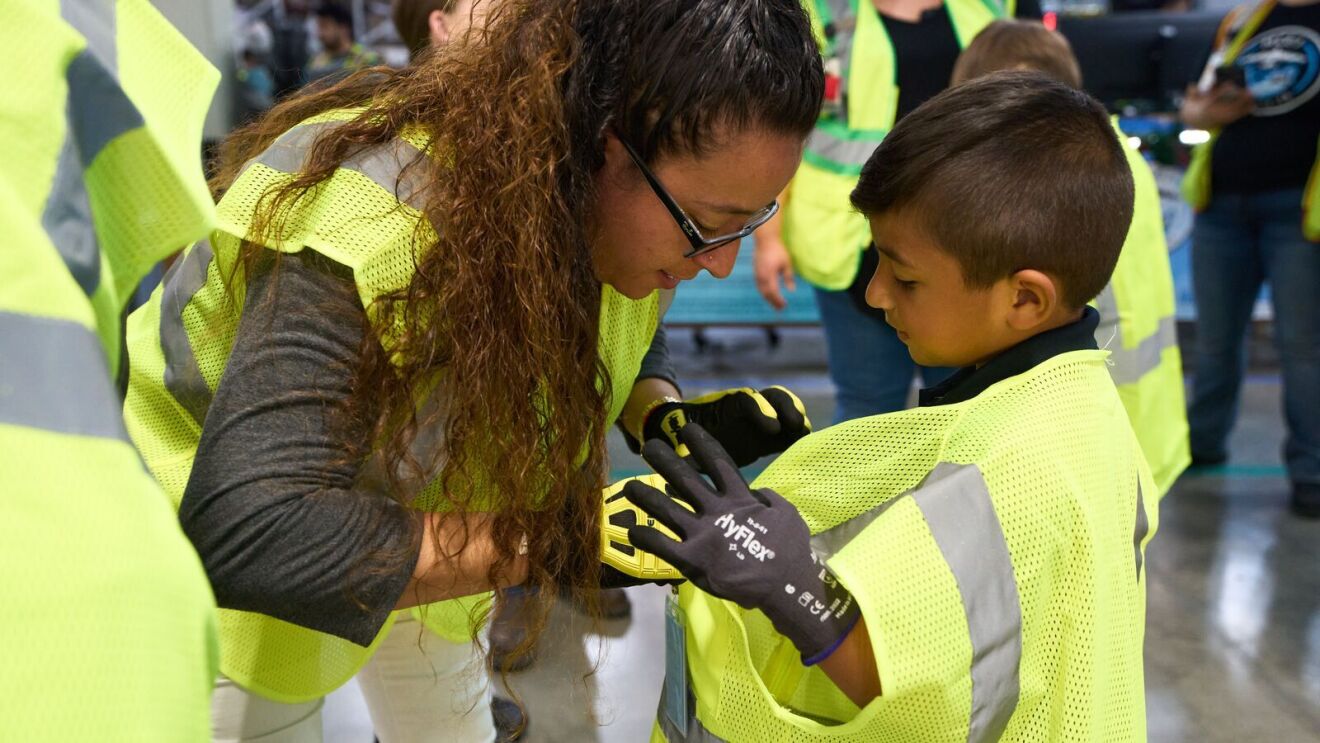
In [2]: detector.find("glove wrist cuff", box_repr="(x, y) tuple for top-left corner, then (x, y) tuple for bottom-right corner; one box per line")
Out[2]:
(640, 397), (684, 442)
(763, 564), (861, 665)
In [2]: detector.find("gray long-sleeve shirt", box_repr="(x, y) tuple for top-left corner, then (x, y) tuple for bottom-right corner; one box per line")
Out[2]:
(179, 250), (676, 645)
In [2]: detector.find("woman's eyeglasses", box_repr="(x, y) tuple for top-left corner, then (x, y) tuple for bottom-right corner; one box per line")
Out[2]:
(617, 136), (779, 259)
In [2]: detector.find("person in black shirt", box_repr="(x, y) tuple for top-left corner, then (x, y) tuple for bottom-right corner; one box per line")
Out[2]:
(1181, 0), (1320, 518)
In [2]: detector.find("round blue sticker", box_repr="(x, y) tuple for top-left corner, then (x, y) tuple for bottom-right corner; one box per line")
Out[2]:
(1238, 25), (1320, 116)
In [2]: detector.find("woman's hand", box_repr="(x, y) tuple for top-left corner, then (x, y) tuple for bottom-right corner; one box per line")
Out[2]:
(395, 512), (529, 609)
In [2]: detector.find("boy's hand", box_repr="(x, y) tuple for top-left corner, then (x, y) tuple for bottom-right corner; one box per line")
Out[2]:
(636, 386), (811, 467)
(624, 424), (859, 664)
(599, 475), (686, 589)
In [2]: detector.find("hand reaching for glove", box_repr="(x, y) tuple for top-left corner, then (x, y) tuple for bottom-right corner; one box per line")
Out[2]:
(623, 423), (859, 664)
(629, 386), (811, 467)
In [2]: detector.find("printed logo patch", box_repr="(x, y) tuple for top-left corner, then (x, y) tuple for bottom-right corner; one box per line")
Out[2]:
(1238, 25), (1320, 116)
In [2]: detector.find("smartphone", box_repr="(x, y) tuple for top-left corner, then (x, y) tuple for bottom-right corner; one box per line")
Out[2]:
(1213, 64), (1247, 90)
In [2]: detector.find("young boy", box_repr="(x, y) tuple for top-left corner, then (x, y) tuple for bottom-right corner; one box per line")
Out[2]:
(622, 73), (1158, 741)
(953, 20), (1190, 498)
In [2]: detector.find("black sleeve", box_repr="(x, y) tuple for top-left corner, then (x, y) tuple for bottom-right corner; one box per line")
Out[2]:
(635, 324), (679, 390)
(179, 250), (418, 646)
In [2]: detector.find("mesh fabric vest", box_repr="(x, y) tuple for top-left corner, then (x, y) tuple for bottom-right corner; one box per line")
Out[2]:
(124, 110), (662, 702)
(1097, 120), (1189, 496)
(652, 351), (1157, 742)
(1, 0), (219, 738)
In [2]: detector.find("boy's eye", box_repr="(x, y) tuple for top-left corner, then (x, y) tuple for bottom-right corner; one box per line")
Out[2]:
(896, 278), (918, 290)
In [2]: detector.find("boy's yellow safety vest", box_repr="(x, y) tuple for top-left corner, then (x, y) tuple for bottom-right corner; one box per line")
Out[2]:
(1098, 120), (1190, 495)
(124, 110), (663, 703)
(1, 0), (219, 739)
(1181, 0), (1320, 241)
(652, 351), (1157, 741)
(783, 0), (1005, 289)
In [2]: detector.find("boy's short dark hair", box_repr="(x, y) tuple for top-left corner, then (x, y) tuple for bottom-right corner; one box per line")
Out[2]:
(850, 72), (1133, 309)
(952, 20), (1083, 89)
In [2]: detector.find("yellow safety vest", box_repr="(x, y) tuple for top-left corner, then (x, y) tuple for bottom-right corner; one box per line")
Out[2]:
(783, 0), (1004, 290)
(652, 351), (1156, 741)
(1098, 120), (1190, 496)
(124, 110), (663, 702)
(0, 0), (219, 739)
(1181, 0), (1320, 241)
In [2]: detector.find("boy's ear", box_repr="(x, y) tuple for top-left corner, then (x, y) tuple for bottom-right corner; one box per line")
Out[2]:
(1003, 269), (1060, 331)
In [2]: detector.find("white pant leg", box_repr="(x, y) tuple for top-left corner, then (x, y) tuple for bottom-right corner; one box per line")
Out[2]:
(210, 675), (324, 743)
(357, 614), (497, 743)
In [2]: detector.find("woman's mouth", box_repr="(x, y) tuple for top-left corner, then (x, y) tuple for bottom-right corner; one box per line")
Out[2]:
(657, 270), (680, 289)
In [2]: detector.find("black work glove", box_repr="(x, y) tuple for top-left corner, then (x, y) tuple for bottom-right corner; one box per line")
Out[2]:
(599, 475), (686, 589)
(628, 386), (812, 467)
(624, 424), (859, 664)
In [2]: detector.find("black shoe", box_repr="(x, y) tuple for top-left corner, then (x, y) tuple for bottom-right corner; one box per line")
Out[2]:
(1290, 482), (1320, 520)
(489, 591), (536, 673)
(493, 695), (527, 742)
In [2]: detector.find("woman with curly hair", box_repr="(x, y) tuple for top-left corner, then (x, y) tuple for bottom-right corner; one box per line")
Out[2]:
(122, 1), (823, 740)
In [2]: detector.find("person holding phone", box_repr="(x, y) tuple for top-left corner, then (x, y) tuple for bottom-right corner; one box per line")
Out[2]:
(1180, 0), (1320, 519)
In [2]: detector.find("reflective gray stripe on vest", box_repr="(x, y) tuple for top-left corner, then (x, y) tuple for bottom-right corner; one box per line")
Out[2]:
(0, 311), (127, 440)
(1094, 285), (1178, 386)
(160, 241), (216, 427)
(159, 125), (431, 424)
(804, 126), (885, 169)
(811, 491), (904, 562)
(252, 121), (430, 211)
(41, 0), (147, 297)
(1133, 479), (1149, 582)
(803, 464), (1025, 740)
(911, 463), (1022, 743)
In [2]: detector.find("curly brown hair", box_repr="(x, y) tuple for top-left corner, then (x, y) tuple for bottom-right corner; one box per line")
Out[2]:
(209, 0), (822, 662)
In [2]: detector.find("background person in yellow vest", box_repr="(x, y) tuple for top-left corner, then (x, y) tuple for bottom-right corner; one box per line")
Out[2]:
(123, 1), (822, 741)
(951, 20), (1191, 496)
(0, 0), (220, 739)
(624, 73), (1155, 741)
(751, 0), (1012, 424)
(1180, 0), (1320, 519)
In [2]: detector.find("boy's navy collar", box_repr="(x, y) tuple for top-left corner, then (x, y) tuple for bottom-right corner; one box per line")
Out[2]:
(918, 307), (1101, 408)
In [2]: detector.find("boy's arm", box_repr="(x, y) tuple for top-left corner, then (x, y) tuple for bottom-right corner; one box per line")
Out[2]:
(819, 618), (882, 706)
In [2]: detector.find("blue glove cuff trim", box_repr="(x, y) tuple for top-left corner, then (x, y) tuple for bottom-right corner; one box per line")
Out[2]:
(800, 612), (861, 667)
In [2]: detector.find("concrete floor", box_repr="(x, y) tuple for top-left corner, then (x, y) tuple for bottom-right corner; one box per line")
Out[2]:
(324, 327), (1320, 742)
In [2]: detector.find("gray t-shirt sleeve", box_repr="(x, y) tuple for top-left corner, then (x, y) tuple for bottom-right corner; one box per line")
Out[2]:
(178, 250), (418, 646)
(636, 324), (678, 389)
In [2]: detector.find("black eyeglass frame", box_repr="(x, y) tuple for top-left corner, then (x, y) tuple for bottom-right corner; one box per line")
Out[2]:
(616, 135), (780, 259)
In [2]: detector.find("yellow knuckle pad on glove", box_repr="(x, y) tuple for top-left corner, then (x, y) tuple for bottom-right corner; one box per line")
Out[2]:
(765, 384), (812, 432)
(601, 475), (686, 582)
(687, 387), (779, 420)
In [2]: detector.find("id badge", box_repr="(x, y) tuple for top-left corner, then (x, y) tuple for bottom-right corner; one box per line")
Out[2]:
(663, 591), (689, 736)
